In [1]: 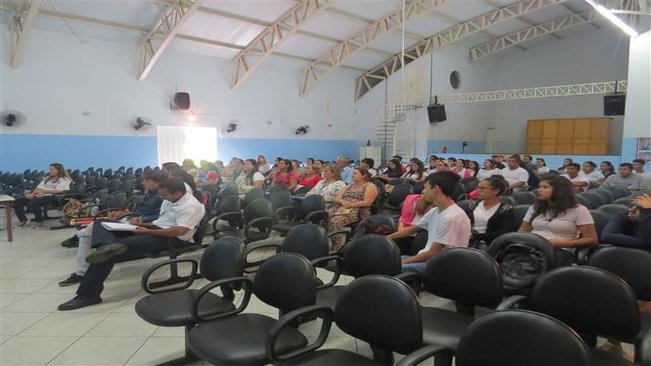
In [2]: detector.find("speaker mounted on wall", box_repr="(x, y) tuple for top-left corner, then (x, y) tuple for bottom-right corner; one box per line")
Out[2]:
(171, 92), (191, 110)
(427, 96), (447, 123)
(603, 94), (625, 116)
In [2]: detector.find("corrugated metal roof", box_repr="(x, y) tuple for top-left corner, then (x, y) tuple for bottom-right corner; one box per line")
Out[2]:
(274, 33), (335, 59)
(168, 37), (239, 59)
(179, 12), (264, 47)
(329, 1), (401, 20)
(42, 0), (163, 29)
(299, 11), (362, 40)
(200, 1), (295, 23)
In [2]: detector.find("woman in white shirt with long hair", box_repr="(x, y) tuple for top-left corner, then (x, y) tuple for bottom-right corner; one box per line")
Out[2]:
(476, 159), (501, 181)
(15, 163), (72, 227)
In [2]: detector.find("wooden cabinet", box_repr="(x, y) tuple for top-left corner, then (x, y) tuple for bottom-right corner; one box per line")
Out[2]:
(526, 117), (611, 155)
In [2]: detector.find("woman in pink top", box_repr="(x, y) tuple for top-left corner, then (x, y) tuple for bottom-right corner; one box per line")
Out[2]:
(451, 159), (472, 178)
(272, 159), (298, 191)
(394, 194), (433, 254)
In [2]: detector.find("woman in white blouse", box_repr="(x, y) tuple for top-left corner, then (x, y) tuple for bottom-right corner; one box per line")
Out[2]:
(15, 163), (72, 227)
(235, 159), (265, 195)
(535, 158), (549, 175)
(476, 159), (501, 181)
(305, 164), (346, 207)
(518, 174), (598, 266)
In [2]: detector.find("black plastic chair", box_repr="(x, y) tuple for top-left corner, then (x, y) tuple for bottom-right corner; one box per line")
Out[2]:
(214, 198), (273, 244)
(512, 204), (531, 230)
(242, 188), (265, 208)
(268, 190), (293, 212)
(397, 310), (592, 366)
(575, 194), (593, 209)
(529, 266), (646, 366)
(135, 237), (246, 365)
(512, 191), (537, 205)
(460, 177), (479, 193)
(598, 203), (629, 217)
(272, 194), (328, 235)
(498, 196), (516, 207)
(605, 185), (631, 199)
(186, 253), (316, 366)
(614, 197), (635, 206)
(210, 195), (242, 237)
(591, 188), (615, 203)
(382, 184), (413, 211)
(589, 210), (611, 240)
(314, 234), (401, 310)
(581, 191), (608, 208)
(268, 276), (426, 366)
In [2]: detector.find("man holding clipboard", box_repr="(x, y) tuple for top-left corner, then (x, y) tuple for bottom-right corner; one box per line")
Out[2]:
(58, 178), (205, 311)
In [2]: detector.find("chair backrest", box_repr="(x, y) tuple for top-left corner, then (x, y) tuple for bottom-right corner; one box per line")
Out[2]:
(604, 185), (631, 199)
(282, 224), (329, 260)
(214, 195), (241, 215)
(581, 191), (607, 208)
(242, 188), (265, 207)
(498, 196), (517, 207)
(487, 233), (556, 294)
(243, 198), (273, 223)
(342, 234), (402, 278)
(107, 192), (128, 209)
(387, 184), (413, 207)
(455, 200), (475, 213)
(597, 204), (629, 217)
(218, 185), (239, 198)
(293, 186), (312, 195)
(456, 310), (591, 366)
(574, 194), (592, 209)
(335, 276), (422, 355)
(297, 194), (325, 218)
(200, 237), (246, 282)
(531, 266), (640, 339)
(351, 215), (397, 240)
(512, 204), (531, 230)
(613, 197), (634, 206)
(590, 188), (614, 203)
(267, 190), (293, 211)
(512, 191), (537, 205)
(253, 253), (316, 314)
(192, 207), (210, 245)
(423, 248), (503, 309)
(588, 210), (610, 239)
(588, 246), (651, 301)
(461, 178), (479, 193)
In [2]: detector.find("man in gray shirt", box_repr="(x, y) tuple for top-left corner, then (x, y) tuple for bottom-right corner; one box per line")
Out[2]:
(602, 163), (651, 192)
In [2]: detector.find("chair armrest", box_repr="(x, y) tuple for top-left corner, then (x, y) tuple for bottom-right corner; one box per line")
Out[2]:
(495, 295), (529, 310)
(273, 206), (299, 223)
(212, 212), (242, 232)
(395, 344), (450, 366)
(245, 241), (283, 256)
(304, 210), (328, 224)
(141, 258), (199, 294)
(266, 305), (334, 362)
(192, 276), (253, 322)
(310, 255), (343, 289)
(328, 229), (352, 248)
(395, 272), (422, 288)
(245, 217), (274, 239)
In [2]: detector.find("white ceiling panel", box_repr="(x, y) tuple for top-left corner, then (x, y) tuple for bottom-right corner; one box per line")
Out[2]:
(274, 33), (335, 59)
(43, 1), (164, 29)
(328, 1), (401, 20)
(34, 15), (141, 43)
(179, 12), (264, 47)
(342, 52), (388, 70)
(300, 11), (362, 40)
(522, 5), (574, 23)
(168, 38), (239, 59)
(406, 13), (453, 36)
(547, 22), (596, 38)
(367, 32), (421, 55)
(447, 33), (490, 48)
(483, 18), (533, 36)
(435, 1), (495, 21)
(200, 1), (295, 23)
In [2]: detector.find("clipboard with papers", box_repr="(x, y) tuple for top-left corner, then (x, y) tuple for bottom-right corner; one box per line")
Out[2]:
(101, 222), (138, 232)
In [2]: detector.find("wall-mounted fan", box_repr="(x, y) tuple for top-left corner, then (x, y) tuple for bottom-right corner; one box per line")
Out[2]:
(130, 117), (153, 131)
(222, 119), (240, 136)
(1, 110), (27, 127)
(295, 124), (311, 136)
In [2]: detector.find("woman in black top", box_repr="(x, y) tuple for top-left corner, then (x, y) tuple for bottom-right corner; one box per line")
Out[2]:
(376, 158), (404, 183)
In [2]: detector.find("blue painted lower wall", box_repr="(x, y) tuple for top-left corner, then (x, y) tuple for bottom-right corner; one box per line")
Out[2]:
(218, 138), (362, 163)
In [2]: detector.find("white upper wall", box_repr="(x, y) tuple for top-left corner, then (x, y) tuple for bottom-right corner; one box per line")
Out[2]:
(623, 30), (651, 138)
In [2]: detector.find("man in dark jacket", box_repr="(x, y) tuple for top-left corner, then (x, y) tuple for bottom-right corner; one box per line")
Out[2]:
(601, 194), (651, 251)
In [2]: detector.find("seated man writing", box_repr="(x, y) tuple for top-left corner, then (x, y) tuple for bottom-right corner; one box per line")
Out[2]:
(58, 170), (167, 287)
(58, 178), (205, 310)
(388, 171), (471, 275)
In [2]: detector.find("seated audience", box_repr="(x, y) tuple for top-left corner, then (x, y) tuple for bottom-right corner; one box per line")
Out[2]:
(291, 160), (304, 177)
(305, 164), (346, 206)
(58, 178), (204, 310)
(535, 158), (549, 175)
(305, 158), (315, 168)
(388, 172), (470, 274)
(467, 161), (480, 178)
(435, 159), (451, 171)
(58, 170), (166, 287)
(451, 159), (472, 178)
(462, 176), (515, 248)
(15, 163), (72, 227)
(162, 162), (201, 200)
(377, 158), (404, 181)
(235, 159), (265, 194)
(601, 194), (651, 251)
(196, 160), (219, 189)
(297, 165), (322, 190)
(392, 193), (434, 254)
(327, 167), (378, 253)
(477, 159), (500, 181)
(427, 158), (438, 174)
(272, 158), (299, 191)
(337, 156), (353, 184)
(256, 155), (271, 175)
(491, 154), (506, 169)
(633, 159), (651, 181)
(581, 161), (605, 185)
(360, 158), (377, 177)
(518, 174), (598, 266)
(521, 154), (535, 171)
(182, 159), (198, 179)
(392, 155), (407, 174)
(222, 157), (244, 184)
(500, 154), (530, 192)
(600, 160), (616, 179)
(561, 163), (590, 193)
(313, 159), (325, 173)
(403, 159), (429, 183)
(601, 163), (651, 192)
(557, 158), (573, 174)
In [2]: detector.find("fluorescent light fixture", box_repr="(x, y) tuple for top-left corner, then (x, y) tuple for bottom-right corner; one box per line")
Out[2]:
(585, 0), (639, 37)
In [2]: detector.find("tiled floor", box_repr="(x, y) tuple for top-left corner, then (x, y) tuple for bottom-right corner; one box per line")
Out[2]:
(0, 220), (636, 365)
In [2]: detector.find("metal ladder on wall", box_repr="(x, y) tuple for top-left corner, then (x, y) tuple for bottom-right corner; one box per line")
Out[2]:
(377, 103), (420, 160)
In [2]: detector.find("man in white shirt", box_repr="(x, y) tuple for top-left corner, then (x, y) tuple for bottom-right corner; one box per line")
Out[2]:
(633, 159), (651, 181)
(388, 171), (471, 274)
(500, 155), (529, 192)
(58, 178), (205, 310)
(581, 161), (605, 185)
(561, 163), (590, 193)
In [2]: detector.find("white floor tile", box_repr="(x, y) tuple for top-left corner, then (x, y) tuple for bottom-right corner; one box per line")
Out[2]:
(21, 312), (109, 337)
(3, 293), (76, 313)
(0, 278), (56, 293)
(0, 266), (40, 279)
(151, 326), (185, 337)
(49, 336), (148, 366)
(86, 312), (158, 337)
(0, 293), (27, 308)
(20, 265), (74, 279)
(124, 337), (186, 365)
(0, 312), (49, 336)
(1, 336), (11, 344)
(0, 336), (78, 365)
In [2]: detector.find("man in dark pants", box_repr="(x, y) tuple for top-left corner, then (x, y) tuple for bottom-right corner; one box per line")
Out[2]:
(57, 178), (205, 310)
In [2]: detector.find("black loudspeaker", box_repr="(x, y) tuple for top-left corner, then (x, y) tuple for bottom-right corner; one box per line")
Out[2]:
(604, 95), (625, 116)
(427, 104), (446, 123)
(171, 92), (191, 110)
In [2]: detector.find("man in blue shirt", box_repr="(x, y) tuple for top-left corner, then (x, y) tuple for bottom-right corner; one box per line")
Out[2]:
(57, 170), (166, 287)
(337, 156), (353, 184)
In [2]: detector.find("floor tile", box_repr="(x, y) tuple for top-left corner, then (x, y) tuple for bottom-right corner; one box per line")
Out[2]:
(0, 293), (27, 308)
(152, 326), (185, 337)
(0, 278), (57, 294)
(3, 293), (75, 313)
(21, 312), (109, 337)
(0, 336), (78, 365)
(86, 312), (158, 337)
(49, 336), (148, 366)
(125, 337), (186, 365)
(0, 266), (40, 279)
(1, 336), (11, 344)
(20, 265), (74, 279)
(0, 312), (49, 336)
(10, 257), (63, 267)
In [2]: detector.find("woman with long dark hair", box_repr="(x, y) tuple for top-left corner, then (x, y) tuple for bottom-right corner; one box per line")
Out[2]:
(600, 161), (616, 178)
(235, 159), (265, 194)
(462, 175), (514, 248)
(476, 159), (500, 181)
(272, 158), (298, 191)
(403, 159), (428, 182)
(15, 163), (72, 227)
(518, 173), (597, 265)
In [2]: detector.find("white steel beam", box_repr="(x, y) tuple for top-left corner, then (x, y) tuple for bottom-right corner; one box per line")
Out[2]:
(138, 0), (201, 81)
(354, 0), (567, 101)
(438, 80), (628, 103)
(300, 0), (447, 96)
(10, 0), (42, 68)
(470, 10), (598, 61)
(231, 0), (328, 90)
